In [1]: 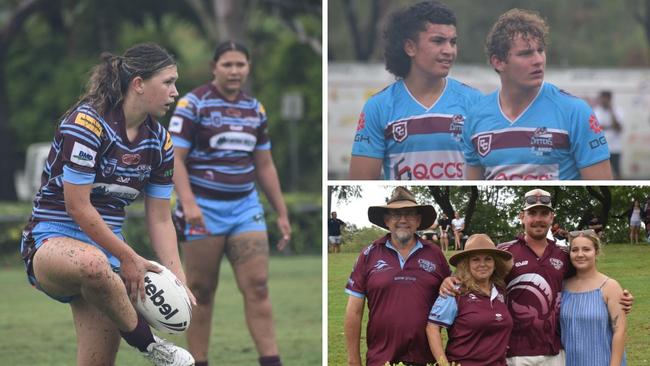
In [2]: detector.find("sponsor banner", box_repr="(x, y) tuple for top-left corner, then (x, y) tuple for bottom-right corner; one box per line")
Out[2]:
(91, 183), (140, 200)
(70, 142), (97, 167)
(168, 116), (183, 133)
(74, 113), (102, 137)
(209, 131), (257, 151)
(486, 164), (559, 180)
(388, 150), (465, 180)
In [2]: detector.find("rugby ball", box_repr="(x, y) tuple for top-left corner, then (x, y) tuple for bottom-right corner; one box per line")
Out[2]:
(134, 261), (192, 334)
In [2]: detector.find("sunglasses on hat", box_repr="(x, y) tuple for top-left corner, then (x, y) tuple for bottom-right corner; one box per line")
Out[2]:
(568, 229), (596, 238)
(525, 195), (552, 205)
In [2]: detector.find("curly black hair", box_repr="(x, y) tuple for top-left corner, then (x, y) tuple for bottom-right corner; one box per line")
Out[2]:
(383, 1), (456, 78)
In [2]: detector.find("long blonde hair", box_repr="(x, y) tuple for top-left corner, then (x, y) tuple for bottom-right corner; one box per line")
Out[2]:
(454, 254), (509, 296)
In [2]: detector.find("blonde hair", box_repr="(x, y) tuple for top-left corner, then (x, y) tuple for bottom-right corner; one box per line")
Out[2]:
(569, 230), (601, 253)
(454, 254), (509, 295)
(485, 8), (549, 63)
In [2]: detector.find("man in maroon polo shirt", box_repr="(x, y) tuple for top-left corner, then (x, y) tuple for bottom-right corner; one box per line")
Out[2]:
(344, 187), (451, 366)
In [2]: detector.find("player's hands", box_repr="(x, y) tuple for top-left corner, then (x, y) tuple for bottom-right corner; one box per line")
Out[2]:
(121, 252), (162, 303)
(183, 200), (205, 229)
(276, 215), (291, 251)
(183, 284), (197, 307)
(439, 276), (461, 298)
(620, 289), (634, 314)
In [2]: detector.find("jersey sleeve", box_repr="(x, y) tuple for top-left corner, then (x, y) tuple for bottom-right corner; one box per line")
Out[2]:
(169, 94), (198, 149)
(144, 128), (174, 199)
(255, 102), (271, 151)
(569, 100), (610, 169)
(351, 97), (386, 159)
(462, 105), (482, 167)
(59, 111), (104, 184)
(344, 246), (371, 298)
(428, 294), (458, 327)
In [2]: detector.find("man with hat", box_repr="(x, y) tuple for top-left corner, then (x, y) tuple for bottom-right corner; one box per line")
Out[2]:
(344, 186), (451, 366)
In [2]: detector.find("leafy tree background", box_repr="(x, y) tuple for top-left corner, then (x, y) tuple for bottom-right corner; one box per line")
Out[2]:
(0, 0), (322, 199)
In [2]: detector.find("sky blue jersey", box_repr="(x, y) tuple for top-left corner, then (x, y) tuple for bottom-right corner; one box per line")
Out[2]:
(351, 78), (482, 180)
(462, 82), (610, 180)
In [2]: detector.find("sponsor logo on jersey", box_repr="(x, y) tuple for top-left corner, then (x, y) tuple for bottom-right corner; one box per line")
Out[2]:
(102, 158), (117, 177)
(356, 112), (366, 132)
(589, 136), (607, 149)
(389, 151), (465, 180)
(70, 142), (96, 167)
(347, 278), (355, 287)
(530, 127), (553, 156)
(116, 176), (131, 184)
(74, 113), (103, 137)
(372, 259), (389, 271)
(253, 213), (264, 223)
(449, 114), (464, 142)
(136, 164), (152, 181)
(588, 114), (602, 134)
(258, 103), (266, 116)
(418, 259), (436, 273)
(549, 258), (564, 270)
(392, 121), (408, 142)
(354, 133), (370, 144)
(468, 293), (479, 302)
(497, 293), (505, 303)
(176, 98), (190, 109)
(487, 164), (559, 180)
(164, 132), (173, 151)
(515, 260), (529, 267)
(168, 116), (183, 133)
(163, 168), (173, 177)
(91, 183), (140, 200)
(209, 131), (257, 152)
(477, 134), (493, 157)
(225, 107), (242, 118)
(495, 313), (504, 321)
(122, 153), (141, 165)
(230, 124), (244, 131)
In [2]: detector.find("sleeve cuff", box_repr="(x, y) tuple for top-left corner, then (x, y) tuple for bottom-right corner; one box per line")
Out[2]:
(144, 183), (173, 199)
(344, 289), (365, 299)
(171, 135), (191, 149)
(62, 165), (95, 185)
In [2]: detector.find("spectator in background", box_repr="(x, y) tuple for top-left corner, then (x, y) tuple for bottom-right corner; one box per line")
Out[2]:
(643, 198), (650, 241)
(621, 200), (643, 244)
(451, 211), (465, 250)
(593, 90), (623, 179)
(588, 213), (604, 240)
(328, 211), (346, 253)
(438, 212), (451, 251)
(551, 222), (568, 242)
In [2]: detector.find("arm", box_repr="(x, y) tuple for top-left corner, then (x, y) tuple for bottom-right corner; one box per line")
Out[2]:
(439, 276), (461, 297)
(344, 295), (365, 366)
(349, 156), (382, 180)
(145, 195), (196, 305)
(254, 149), (291, 250)
(172, 146), (205, 228)
(580, 160), (613, 180)
(604, 280), (627, 366)
(465, 165), (484, 180)
(426, 323), (449, 366)
(64, 182), (158, 301)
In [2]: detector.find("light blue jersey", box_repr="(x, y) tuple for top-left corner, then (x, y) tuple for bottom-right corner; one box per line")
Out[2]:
(352, 78), (481, 180)
(463, 82), (610, 180)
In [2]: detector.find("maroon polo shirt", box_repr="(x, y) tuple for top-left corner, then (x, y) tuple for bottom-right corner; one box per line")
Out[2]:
(428, 287), (513, 366)
(498, 235), (570, 357)
(345, 234), (451, 366)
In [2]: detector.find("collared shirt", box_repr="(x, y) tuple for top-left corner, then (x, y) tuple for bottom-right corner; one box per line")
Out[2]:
(497, 235), (570, 357)
(352, 78), (482, 180)
(428, 285), (513, 366)
(345, 234), (451, 366)
(463, 82), (610, 180)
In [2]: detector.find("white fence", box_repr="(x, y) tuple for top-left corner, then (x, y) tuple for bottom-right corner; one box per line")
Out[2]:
(328, 62), (650, 179)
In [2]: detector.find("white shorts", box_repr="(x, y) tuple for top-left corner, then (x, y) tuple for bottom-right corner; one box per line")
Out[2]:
(329, 236), (342, 245)
(506, 350), (565, 366)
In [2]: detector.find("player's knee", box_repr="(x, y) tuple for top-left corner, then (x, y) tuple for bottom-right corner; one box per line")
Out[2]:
(245, 277), (269, 301)
(189, 281), (216, 305)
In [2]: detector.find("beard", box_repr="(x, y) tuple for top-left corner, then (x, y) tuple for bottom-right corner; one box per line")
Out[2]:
(393, 229), (413, 247)
(526, 226), (548, 240)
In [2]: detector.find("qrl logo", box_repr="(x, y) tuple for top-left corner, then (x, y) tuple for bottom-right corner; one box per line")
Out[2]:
(144, 275), (180, 320)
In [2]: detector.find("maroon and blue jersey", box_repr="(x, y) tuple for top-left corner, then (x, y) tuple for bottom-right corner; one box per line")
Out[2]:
(169, 83), (270, 199)
(428, 286), (513, 366)
(497, 236), (569, 357)
(27, 104), (174, 230)
(345, 234), (451, 366)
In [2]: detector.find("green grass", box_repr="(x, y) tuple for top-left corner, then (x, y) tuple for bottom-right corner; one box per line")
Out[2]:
(328, 243), (650, 365)
(0, 255), (321, 365)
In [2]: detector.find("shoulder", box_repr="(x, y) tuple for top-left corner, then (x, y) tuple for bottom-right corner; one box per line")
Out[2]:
(447, 78), (483, 100)
(497, 239), (518, 251)
(603, 276), (623, 294)
(542, 83), (592, 111)
(60, 105), (108, 140)
(364, 82), (400, 108)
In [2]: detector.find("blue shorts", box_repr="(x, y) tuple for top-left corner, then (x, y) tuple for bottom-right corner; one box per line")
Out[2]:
(22, 221), (123, 303)
(175, 190), (267, 241)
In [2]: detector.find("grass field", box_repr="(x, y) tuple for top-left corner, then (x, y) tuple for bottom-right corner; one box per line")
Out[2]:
(0, 255), (321, 365)
(328, 243), (650, 365)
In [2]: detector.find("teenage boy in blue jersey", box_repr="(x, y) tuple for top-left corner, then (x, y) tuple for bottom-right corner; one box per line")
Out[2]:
(462, 9), (612, 180)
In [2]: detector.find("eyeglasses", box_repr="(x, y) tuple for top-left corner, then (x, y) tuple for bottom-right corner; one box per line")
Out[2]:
(386, 211), (419, 220)
(568, 229), (596, 238)
(525, 195), (552, 205)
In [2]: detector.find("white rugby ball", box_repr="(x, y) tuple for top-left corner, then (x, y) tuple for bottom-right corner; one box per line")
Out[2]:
(134, 261), (192, 334)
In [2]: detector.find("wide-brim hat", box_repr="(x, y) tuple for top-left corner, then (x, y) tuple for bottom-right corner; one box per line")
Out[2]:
(368, 187), (436, 230)
(449, 234), (513, 269)
(523, 188), (553, 211)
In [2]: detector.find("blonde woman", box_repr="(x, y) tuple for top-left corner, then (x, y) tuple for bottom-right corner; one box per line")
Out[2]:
(561, 230), (627, 366)
(426, 234), (513, 366)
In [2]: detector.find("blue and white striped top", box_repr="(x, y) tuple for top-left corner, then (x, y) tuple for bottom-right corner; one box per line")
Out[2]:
(560, 278), (627, 366)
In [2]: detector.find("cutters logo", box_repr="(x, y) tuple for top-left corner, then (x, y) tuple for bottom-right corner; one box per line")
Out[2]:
(392, 121), (408, 142)
(530, 127), (553, 156)
(477, 134), (492, 157)
(356, 112), (366, 132)
(589, 114), (602, 134)
(549, 258), (564, 270)
(122, 153), (141, 165)
(418, 259), (436, 273)
(449, 114), (464, 142)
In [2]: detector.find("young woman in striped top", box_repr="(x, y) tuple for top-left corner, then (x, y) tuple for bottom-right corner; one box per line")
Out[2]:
(561, 230), (627, 366)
